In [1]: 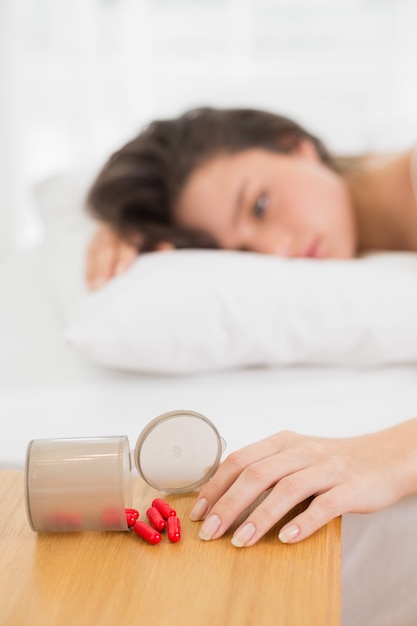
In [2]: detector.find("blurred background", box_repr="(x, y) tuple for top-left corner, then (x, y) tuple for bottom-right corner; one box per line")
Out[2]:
(1, 0), (416, 257)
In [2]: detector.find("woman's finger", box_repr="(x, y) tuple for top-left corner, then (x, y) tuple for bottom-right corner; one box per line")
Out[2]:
(86, 225), (139, 288)
(199, 458), (338, 546)
(233, 466), (337, 547)
(277, 485), (346, 544)
(114, 241), (138, 275)
(195, 445), (323, 542)
(190, 433), (291, 521)
(86, 225), (119, 289)
(154, 241), (175, 252)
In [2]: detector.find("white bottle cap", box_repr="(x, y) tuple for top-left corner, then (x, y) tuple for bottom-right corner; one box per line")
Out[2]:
(133, 409), (226, 493)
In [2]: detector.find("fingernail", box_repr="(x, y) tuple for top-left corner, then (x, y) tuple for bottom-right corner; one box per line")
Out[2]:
(199, 514), (221, 541)
(278, 524), (300, 543)
(90, 277), (106, 290)
(231, 522), (256, 548)
(190, 498), (209, 521)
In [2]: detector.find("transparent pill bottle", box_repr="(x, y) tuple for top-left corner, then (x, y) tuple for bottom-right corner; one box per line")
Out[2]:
(25, 410), (226, 533)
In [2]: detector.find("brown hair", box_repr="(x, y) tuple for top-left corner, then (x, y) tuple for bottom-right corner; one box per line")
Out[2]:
(86, 107), (336, 250)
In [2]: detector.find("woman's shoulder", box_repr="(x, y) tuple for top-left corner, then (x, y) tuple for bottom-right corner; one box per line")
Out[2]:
(361, 150), (403, 169)
(338, 150), (404, 175)
(363, 146), (417, 192)
(409, 143), (417, 203)
(340, 146), (417, 206)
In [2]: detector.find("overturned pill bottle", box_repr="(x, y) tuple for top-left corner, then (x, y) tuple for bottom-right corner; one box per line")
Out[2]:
(25, 409), (226, 533)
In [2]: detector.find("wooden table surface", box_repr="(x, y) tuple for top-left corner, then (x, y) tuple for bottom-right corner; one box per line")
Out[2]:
(0, 470), (340, 626)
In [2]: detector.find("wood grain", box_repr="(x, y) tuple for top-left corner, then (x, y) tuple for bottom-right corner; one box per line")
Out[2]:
(0, 471), (340, 626)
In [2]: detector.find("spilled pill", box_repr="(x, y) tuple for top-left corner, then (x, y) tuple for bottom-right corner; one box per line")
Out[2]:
(45, 512), (82, 531)
(152, 498), (176, 519)
(101, 507), (124, 528)
(146, 506), (167, 531)
(125, 508), (140, 528)
(133, 520), (162, 545)
(167, 516), (181, 543)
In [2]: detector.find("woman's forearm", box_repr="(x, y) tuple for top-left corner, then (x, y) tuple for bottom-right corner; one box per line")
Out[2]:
(371, 417), (417, 500)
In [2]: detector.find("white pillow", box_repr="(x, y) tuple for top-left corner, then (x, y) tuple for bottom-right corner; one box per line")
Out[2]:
(35, 172), (417, 374)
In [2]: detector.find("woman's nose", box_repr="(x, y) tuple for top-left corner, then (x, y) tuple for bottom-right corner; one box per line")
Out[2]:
(249, 231), (295, 257)
(270, 233), (295, 257)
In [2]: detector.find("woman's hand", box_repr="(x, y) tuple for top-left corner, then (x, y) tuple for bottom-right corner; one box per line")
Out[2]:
(189, 421), (417, 547)
(86, 223), (174, 290)
(86, 223), (138, 290)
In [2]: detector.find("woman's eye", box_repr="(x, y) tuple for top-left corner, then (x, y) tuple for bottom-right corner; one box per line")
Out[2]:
(253, 193), (269, 219)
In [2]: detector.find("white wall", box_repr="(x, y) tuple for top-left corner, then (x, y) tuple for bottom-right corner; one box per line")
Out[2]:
(0, 1), (29, 255)
(1, 0), (417, 254)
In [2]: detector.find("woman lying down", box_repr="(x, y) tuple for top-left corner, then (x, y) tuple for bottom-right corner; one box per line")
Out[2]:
(85, 107), (417, 625)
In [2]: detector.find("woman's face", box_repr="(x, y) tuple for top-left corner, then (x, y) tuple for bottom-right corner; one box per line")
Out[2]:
(174, 142), (357, 259)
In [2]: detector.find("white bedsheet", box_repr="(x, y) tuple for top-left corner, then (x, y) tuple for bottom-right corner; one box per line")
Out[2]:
(1, 248), (417, 626)
(2, 247), (417, 469)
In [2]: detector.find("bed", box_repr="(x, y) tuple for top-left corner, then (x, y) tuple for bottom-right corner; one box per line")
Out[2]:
(1, 172), (417, 626)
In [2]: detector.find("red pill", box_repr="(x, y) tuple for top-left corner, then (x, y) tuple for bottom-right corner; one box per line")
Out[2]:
(101, 507), (124, 529)
(125, 509), (139, 528)
(167, 515), (181, 543)
(152, 498), (176, 519)
(45, 511), (82, 531)
(146, 506), (167, 531)
(133, 520), (161, 545)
